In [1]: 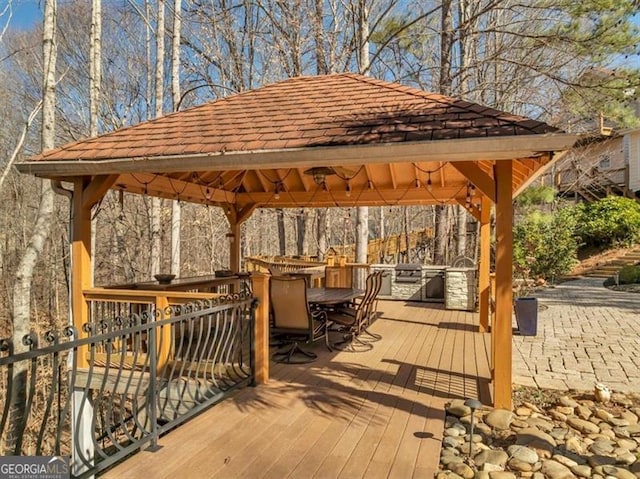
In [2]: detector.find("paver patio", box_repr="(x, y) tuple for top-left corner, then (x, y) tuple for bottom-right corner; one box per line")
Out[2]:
(513, 277), (640, 393)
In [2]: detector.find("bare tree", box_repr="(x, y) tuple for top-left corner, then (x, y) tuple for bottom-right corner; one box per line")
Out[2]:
(4, 0), (57, 454)
(150, 0), (165, 276)
(355, 0), (369, 266)
(170, 0), (182, 276)
(89, 0), (102, 285)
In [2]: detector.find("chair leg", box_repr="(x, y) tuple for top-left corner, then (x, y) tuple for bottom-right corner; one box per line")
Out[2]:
(272, 342), (317, 364)
(331, 330), (373, 352)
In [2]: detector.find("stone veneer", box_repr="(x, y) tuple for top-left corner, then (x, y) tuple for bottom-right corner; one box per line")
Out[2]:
(445, 268), (477, 311)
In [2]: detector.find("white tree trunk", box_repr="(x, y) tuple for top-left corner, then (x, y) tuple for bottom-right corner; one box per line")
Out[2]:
(5, 0), (57, 455)
(89, 0), (101, 286)
(150, 0), (165, 276)
(355, 0), (369, 269)
(170, 0), (181, 276)
(0, 101), (42, 192)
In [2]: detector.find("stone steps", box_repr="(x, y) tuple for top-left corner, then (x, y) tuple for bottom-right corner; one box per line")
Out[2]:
(580, 247), (640, 278)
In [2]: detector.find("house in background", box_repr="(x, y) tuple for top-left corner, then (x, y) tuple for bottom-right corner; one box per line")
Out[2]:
(549, 126), (640, 201)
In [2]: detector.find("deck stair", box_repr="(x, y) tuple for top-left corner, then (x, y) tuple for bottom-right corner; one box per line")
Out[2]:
(581, 248), (640, 278)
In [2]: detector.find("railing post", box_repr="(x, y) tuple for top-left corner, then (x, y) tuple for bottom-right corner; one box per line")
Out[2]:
(250, 272), (269, 384)
(146, 317), (162, 452)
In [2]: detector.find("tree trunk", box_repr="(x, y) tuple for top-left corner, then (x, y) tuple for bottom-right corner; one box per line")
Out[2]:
(355, 0), (369, 268)
(170, 0), (182, 276)
(432, 0), (453, 266)
(5, 0), (57, 455)
(434, 205), (449, 265)
(316, 208), (327, 260)
(150, 0), (165, 276)
(296, 210), (304, 255)
(89, 0), (101, 286)
(456, 205), (467, 257)
(276, 209), (286, 255)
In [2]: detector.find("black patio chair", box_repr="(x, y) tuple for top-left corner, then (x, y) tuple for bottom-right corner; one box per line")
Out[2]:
(269, 276), (332, 363)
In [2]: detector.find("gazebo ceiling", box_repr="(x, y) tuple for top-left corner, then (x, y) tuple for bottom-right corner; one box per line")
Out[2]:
(17, 73), (578, 209)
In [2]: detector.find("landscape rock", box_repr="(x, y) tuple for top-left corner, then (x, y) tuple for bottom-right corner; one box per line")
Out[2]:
(475, 450), (509, 468)
(488, 472), (516, 479)
(568, 417), (601, 434)
(589, 439), (615, 455)
(507, 445), (539, 464)
(507, 459), (533, 472)
(560, 397), (580, 408)
(440, 393), (640, 479)
(541, 460), (576, 479)
(570, 465), (592, 478)
(448, 400), (472, 418)
(449, 462), (476, 479)
(485, 410), (514, 430)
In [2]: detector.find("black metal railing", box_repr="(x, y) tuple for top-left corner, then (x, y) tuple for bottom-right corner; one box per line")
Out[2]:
(0, 294), (257, 478)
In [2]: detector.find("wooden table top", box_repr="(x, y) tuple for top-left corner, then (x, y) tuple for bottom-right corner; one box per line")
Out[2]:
(307, 288), (363, 305)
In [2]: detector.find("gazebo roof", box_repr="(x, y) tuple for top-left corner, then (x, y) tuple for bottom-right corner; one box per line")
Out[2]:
(17, 73), (577, 209)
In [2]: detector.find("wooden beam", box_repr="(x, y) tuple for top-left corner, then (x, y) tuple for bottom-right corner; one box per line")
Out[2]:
(478, 195), (491, 333)
(493, 160), (513, 410)
(235, 185), (471, 208)
(450, 161), (496, 202)
(82, 174), (119, 209)
(72, 178), (92, 368)
(17, 133), (578, 177)
(251, 272), (270, 384)
(229, 221), (242, 273)
(455, 198), (481, 221)
(118, 173), (235, 204)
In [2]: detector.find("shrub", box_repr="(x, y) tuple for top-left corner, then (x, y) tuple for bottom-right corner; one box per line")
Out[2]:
(514, 207), (579, 282)
(617, 264), (640, 284)
(576, 196), (640, 248)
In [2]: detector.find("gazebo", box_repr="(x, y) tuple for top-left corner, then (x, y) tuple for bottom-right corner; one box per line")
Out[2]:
(17, 73), (577, 409)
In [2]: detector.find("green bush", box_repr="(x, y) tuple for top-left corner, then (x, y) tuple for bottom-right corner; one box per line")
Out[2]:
(576, 196), (640, 248)
(617, 264), (640, 284)
(514, 207), (579, 281)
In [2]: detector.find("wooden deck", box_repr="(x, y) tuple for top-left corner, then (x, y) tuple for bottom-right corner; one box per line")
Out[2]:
(102, 300), (492, 479)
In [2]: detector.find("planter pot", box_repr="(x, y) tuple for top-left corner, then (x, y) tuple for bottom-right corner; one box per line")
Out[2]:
(514, 297), (538, 336)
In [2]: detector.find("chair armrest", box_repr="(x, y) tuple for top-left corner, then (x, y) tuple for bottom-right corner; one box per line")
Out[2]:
(311, 309), (328, 321)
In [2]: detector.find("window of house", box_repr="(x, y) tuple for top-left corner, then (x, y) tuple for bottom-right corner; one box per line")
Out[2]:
(598, 154), (611, 170)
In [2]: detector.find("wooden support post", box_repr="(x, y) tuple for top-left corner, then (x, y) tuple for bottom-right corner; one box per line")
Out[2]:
(251, 272), (270, 384)
(155, 294), (172, 372)
(72, 179), (92, 368)
(494, 160), (513, 410)
(478, 195), (491, 333)
(229, 222), (241, 273)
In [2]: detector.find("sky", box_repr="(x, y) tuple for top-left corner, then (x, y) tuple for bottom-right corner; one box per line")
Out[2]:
(4, 0), (42, 30)
(4, 1), (640, 68)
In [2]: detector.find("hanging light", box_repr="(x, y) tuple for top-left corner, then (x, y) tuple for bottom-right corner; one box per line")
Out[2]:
(274, 182), (281, 200)
(345, 182), (351, 197)
(426, 172), (433, 191)
(304, 167), (336, 186)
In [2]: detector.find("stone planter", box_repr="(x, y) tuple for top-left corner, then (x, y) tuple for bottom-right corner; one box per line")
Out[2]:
(514, 297), (538, 336)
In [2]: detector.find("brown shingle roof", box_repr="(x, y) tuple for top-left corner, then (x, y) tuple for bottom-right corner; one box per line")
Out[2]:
(33, 73), (558, 162)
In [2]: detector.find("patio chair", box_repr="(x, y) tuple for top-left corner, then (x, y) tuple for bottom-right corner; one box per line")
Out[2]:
(269, 276), (332, 363)
(327, 272), (381, 352)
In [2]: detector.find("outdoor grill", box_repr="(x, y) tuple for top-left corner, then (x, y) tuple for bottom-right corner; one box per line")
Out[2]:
(394, 263), (423, 283)
(372, 264), (447, 303)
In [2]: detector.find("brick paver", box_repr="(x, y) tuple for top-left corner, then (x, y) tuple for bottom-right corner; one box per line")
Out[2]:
(513, 277), (640, 393)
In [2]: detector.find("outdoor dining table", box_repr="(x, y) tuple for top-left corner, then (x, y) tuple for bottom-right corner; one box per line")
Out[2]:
(306, 287), (364, 306)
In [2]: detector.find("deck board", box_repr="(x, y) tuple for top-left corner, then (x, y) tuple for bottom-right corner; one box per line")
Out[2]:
(102, 300), (491, 479)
